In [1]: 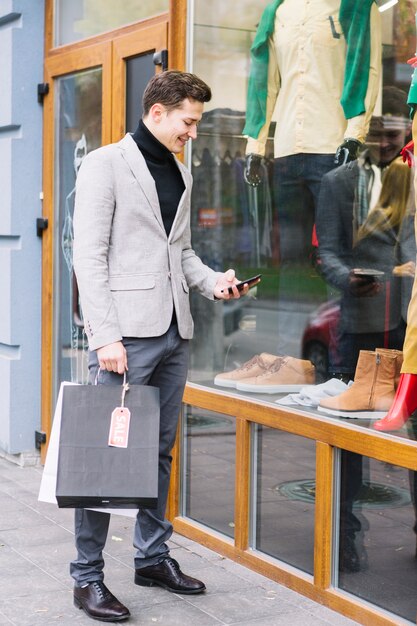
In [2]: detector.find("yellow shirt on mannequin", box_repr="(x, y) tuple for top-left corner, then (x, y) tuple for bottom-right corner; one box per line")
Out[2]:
(246, 0), (381, 158)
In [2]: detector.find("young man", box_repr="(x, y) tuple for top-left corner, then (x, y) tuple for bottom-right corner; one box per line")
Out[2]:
(72, 71), (245, 622)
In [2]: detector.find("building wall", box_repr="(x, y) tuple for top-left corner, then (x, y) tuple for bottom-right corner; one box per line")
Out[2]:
(0, 0), (44, 460)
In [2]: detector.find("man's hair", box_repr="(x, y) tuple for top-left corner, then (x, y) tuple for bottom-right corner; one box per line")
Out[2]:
(142, 70), (211, 116)
(382, 85), (409, 118)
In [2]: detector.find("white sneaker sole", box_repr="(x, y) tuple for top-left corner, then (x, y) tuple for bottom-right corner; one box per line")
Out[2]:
(318, 406), (387, 419)
(213, 377), (237, 388)
(236, 382), (306, 393)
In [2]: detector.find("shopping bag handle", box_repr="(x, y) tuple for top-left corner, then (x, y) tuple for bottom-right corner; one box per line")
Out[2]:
(94, 370), (130, 406)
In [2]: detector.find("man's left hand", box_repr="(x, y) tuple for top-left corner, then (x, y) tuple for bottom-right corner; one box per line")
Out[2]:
(214, 269), (249, 299)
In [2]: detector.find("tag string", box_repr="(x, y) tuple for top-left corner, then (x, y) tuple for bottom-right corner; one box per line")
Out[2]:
(121, 371), (130, 408)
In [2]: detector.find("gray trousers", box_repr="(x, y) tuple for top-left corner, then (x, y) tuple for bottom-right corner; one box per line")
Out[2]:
(70, 324), (189, 586)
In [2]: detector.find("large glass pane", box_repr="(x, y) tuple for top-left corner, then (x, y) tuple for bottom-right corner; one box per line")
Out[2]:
(182, 405), (235, 538)
(54, 0), (168, 46)
(125, 53), (155, 133)
(254, 426), (316, 575)
(189, 0), (417, 442)
(53, 68), (102, 396)
(338, 450), (417, 622)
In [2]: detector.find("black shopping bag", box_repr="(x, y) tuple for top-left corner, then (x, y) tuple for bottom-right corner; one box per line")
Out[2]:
(56, 379), (160, 509)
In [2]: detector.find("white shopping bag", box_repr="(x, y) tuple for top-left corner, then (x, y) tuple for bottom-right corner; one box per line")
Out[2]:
(38, 381), (138, 518)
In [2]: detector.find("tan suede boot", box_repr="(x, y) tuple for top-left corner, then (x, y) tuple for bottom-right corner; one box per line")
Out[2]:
(236, 356), (315, 393)
(375, 348), (403, 390)
(214, 353), (280, 388)
(318, 350), (396, 419)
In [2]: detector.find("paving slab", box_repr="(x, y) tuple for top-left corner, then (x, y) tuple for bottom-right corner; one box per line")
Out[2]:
(0, 456), (362, 625)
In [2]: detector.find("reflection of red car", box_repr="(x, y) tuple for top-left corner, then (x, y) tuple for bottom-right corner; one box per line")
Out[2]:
(301, 300), (340, 382)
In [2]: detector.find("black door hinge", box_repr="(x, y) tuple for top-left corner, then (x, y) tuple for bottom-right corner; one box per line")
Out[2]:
(153, 49), (168, 72)
(36, 217), (48, 237)
(37, 82), (49, 104)
(35, 430), (47, 450)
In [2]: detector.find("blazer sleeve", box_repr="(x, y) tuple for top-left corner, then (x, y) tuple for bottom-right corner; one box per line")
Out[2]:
(316, 168), (353, 292)
(73, 147), (123, 351)
(179, 169), (221, 300)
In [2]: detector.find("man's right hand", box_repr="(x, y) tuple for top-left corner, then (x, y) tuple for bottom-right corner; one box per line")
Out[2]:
(244, 154), (263, 187)
(348, 273), (381, 297)
(97, 341), (128, 374)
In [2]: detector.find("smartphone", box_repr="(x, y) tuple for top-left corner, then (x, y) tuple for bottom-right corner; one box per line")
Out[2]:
(352, 268), (384, 283)
(222, 274), (262, 295)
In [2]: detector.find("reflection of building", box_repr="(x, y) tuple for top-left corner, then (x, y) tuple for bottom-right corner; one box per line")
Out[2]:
(3, 2), (417, 625)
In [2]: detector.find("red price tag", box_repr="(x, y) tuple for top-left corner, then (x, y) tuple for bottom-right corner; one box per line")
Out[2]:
(108, 407), (131, 448)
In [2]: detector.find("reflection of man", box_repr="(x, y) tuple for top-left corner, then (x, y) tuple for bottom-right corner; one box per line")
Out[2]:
(243, 0), (381, 355)
(61, 134), (88, 382)
(315, 86), (414, 574)
(72, 71), (246, 622)
(316, 87), (413, 378)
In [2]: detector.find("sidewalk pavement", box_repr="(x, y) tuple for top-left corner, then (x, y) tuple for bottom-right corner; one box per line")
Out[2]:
(0, 456), (360, 626)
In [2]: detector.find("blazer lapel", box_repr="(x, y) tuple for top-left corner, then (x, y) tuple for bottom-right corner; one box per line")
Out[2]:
(168, 158), (191, 242)
(118, 134), (165, 232)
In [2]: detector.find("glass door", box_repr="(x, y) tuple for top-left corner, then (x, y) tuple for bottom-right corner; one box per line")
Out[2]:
(111, 22), (167, 140)
(41, 19), (168, 458)
(54, 66), (103, 388)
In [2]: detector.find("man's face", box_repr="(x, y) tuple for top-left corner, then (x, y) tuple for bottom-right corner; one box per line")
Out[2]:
(366, 116), (410, 166)
(152, 98), (204, 153)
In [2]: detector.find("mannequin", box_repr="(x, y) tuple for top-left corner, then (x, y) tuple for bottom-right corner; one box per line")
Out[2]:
(243, 0), (381, 354)
(244, 0), (381, 172)
(374, 55), (417, 432)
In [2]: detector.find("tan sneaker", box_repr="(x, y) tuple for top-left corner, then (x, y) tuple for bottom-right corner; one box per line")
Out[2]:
(318, 350), (396, 419)
(236, 356), (315, 393)
(214, 353), (279, 388)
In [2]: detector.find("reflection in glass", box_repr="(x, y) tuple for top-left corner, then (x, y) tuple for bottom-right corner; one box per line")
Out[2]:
(254, 426), (315, 575)
(189, 1), (417, 423)
(54, 0), (169, 46)
(182, 406), (235, 538)
(338, 449), (417, 622)
(54, 69), (102, 397)
(189, 1), (338, 386)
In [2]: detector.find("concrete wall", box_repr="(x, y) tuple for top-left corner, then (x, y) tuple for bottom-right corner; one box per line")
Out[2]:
(0, 0), (44, 459)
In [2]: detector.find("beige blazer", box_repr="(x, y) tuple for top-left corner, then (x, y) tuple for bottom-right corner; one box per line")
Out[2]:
(73, 133), (219, 351)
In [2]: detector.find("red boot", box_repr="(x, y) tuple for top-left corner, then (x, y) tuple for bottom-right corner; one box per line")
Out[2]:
(373, 374), (417, 431)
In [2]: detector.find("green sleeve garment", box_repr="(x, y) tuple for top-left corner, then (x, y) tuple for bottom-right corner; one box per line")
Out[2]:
(243, 0), (376, 139)
(407, 39), (417, 118)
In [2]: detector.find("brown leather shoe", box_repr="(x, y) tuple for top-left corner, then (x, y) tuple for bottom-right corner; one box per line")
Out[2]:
(74, 581), (130, 622)
(134, 557), (206, 594)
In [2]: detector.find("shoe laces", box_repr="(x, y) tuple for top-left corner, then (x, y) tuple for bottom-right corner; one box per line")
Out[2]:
(164, 557), (180, 573)
(91, 581), (112, 601)
(267, 357), (285, 373)
(239, 355), (261, 371)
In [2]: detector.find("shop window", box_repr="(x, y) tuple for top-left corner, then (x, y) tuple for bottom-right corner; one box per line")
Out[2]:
(54, 0), (168, 46)
(182, 405), (236, 538)
(188, 0), (417, 439)
(337, 448), (417, 622)
(252, 426), (316, 575)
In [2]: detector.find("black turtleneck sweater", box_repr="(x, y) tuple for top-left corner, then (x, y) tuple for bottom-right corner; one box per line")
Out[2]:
(132, 120), (185, 237)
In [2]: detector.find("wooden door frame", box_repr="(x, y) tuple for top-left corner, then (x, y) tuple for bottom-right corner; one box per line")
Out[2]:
(44, 0), (186, 63)
(111, 22), (168, 142)
(41, 42), (113, 462)
(40, 4), (184, 460)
